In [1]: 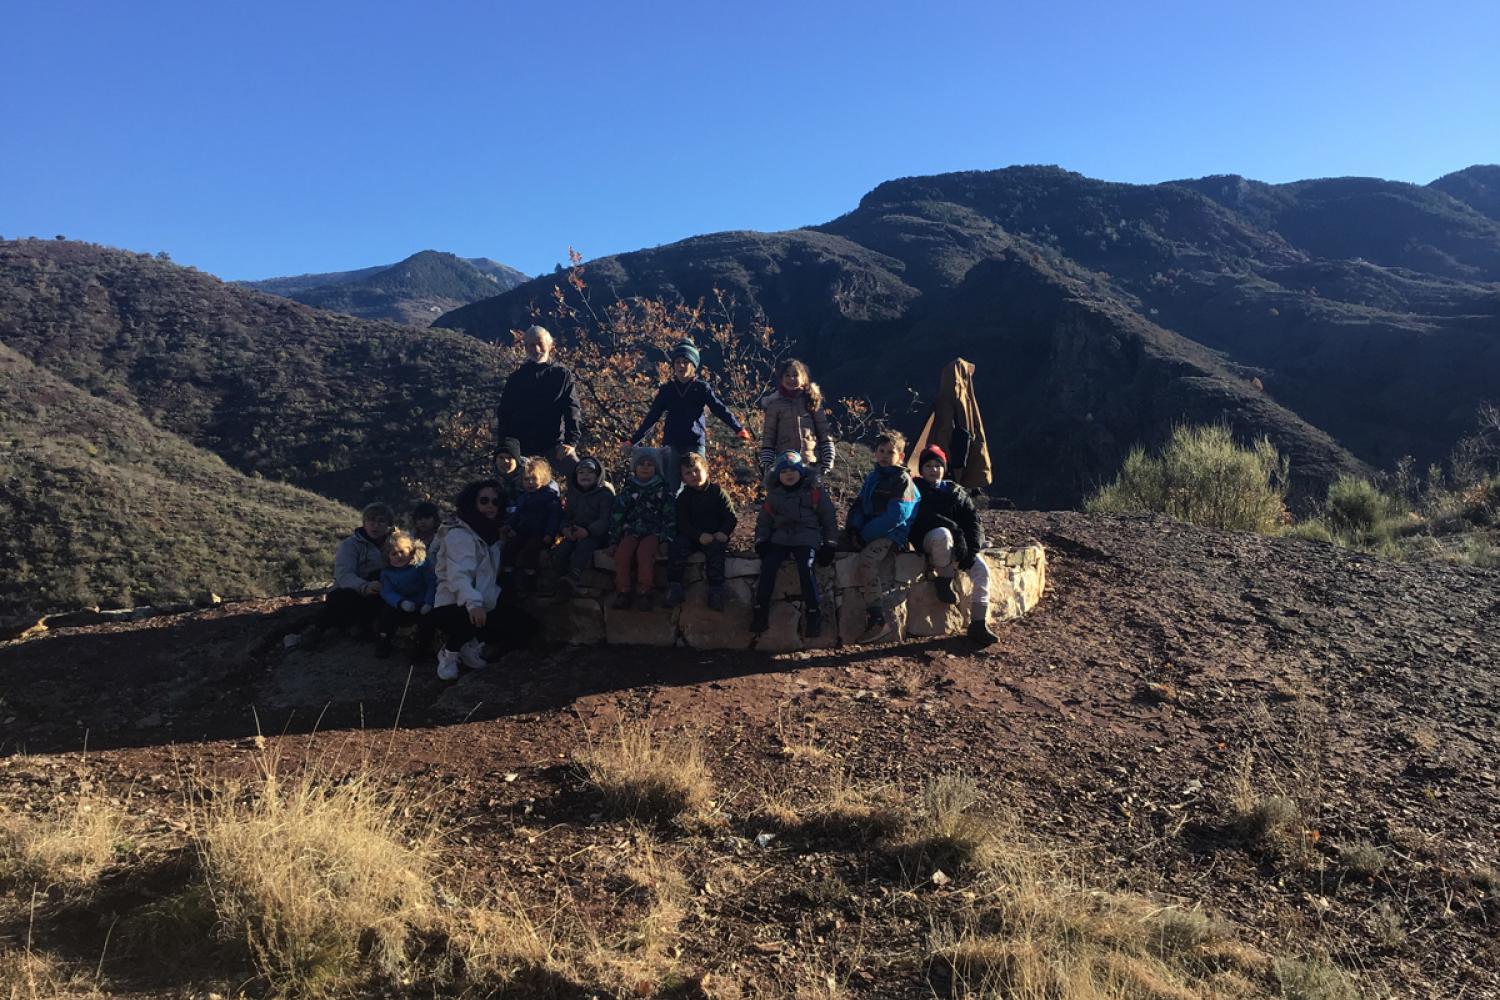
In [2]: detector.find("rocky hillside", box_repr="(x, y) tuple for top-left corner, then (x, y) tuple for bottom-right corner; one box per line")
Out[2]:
(0, 342), (354, 623)
(436, 165), (1500, 507)
(0, 240), (515, 505)
(243, 250), (529, 325)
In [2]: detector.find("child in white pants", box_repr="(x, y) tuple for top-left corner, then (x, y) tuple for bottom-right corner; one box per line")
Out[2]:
(912, 445), (999, 645)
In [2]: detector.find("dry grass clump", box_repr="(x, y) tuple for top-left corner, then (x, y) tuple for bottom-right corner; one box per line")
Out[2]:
(0, 795), (132, 888)
(586, 832), (690, 992)
(444, 892), (568, 991)
(893, 774), (1009, 878)
(931, 885), (1270, 999)
(1272, 956), (1360, 1000)
(1337, 840), (1386, 880)
(758, 772), (906, 847)
(191, 760), (440, 997)
(1, 946), (104, 1000)
(576, 721), (715, 823)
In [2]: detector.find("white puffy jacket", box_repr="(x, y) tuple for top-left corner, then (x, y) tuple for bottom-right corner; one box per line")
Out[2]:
(433, 519), (502, 612)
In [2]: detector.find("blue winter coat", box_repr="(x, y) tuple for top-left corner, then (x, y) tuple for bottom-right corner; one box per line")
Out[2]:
(848, 465), (920, 547)
(380, 562), (436, 608)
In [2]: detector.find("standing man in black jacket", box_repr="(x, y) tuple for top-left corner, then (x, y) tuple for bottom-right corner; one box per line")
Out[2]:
(496, 325), (583, 473)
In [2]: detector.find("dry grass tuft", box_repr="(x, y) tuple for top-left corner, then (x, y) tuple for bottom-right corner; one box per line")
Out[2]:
(190, 757), (440, 997)
(1, 946), (97, 1000)
(1337, 840), (1386, 880)
(759, 772), (906, 847)
(1273, 956), (1360, 1000)
(893, 774), (1008, 878)
(585, 831), (690, 995)
(0, 795), (132, 888)
(576, 721), (715, 823)
(446, 891), (568, 991)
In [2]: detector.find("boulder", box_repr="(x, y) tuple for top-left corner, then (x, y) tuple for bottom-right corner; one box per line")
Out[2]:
(755, 601), (803, 653)
(905, 580), (966, 637)
(604, 602), (679, 646)
(679, 580), (755, 650)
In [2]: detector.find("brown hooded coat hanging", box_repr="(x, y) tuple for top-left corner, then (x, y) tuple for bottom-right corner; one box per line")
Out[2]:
(907, 358), (992, 490)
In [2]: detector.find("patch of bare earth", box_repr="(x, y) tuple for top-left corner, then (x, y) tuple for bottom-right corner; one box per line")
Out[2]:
(1, 511), (1496, 997)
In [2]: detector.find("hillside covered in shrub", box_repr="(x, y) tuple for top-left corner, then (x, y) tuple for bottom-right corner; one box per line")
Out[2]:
(0, 240), (515, 505)
(0, 343), (354, 622)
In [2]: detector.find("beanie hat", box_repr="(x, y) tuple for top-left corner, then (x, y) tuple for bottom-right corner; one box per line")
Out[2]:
(575, 456), (602, 479)
(670, 340), (701, 367)
(773, 450), (807, 476)
(630, 446), (663, 473)
(494, 437), (522, 462)
(919, 445), (949, 469)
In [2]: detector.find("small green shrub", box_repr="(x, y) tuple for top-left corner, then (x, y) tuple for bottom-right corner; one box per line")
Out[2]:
(1285, 519), (1334, 544)
(1086, 424), (1288, 534)
(1325, 476), (1389, 534)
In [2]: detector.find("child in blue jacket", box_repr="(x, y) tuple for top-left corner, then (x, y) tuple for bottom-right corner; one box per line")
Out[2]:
(375, 529), (437, 658)
(845, 430), (920, 643)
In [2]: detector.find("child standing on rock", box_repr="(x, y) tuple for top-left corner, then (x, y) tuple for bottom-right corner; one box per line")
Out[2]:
(628, 340), (752, 493)
(556, 456), (615, 593)
(759, 359), (835, 480)
(752, 452), (839, 638)
(911, 445), (997, 646)
(846, 430), (920, 644)
(607, 448), (677, 610)
(666, 452), (737, 611)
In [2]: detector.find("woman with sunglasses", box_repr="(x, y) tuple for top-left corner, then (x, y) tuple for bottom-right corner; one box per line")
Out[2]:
(431, 479), (507, 680)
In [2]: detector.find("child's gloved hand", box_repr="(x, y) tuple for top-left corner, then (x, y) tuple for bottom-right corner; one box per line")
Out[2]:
(399, 599), (417, 613)
(817, 543), (837, 567)
(419, 604), (433, 616)
(737, 428), (752, 441)
(698, 532), (715, 545)
(713, 532), (729, 543)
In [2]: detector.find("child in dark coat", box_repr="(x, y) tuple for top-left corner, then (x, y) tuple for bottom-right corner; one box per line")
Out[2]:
(608, 447), (676, 610)
(556, 456), (616, 591)
(502, 457), (563, 596)
(627, 340), (752, 492)
(665, 452), (737, 611)
(913, 445), (998, 645)
(492, 438), (526, 515)
(752, 452), (838, 638)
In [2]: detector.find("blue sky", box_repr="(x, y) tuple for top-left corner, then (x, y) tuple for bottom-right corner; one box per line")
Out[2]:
(3, 1), (1497, 280)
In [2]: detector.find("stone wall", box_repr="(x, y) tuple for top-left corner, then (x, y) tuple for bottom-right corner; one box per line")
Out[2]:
(535, 544), (1046, 650)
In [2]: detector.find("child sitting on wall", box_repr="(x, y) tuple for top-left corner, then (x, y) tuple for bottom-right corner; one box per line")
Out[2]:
(911, 445), (998, 646)
(557, 456), (615, 592)
(845, 430), (920, 644)
(501, 457), (563, 597)
(607, 447), (676, 611)
(666, 451), (737, 611)
(375, 529), (436, 658)
(752, 452), (838, 637)
(492, 438), (526, 514)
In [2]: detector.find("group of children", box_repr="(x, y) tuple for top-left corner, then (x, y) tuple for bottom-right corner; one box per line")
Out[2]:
(314, 343), (998, 680)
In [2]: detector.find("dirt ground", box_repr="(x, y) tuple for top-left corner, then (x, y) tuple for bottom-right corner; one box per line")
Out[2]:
(2, 510), (1497, 997)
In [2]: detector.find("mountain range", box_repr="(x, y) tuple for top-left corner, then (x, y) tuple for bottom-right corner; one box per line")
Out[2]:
(242, 250), (529, 325)
(436, 165), (1500, 508)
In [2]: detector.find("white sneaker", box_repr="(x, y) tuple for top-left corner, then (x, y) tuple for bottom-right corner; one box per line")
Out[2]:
(436, 649), (460, 681)
(459, 639), (488, 671)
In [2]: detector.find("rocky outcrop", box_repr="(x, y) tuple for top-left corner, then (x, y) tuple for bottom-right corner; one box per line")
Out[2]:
(534, 545), (1046, 650)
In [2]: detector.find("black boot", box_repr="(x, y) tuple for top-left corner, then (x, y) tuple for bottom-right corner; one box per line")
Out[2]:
(750, 604), (770, 633)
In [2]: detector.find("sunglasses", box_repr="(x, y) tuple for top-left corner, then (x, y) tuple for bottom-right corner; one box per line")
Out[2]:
(476, 495), (500, 506)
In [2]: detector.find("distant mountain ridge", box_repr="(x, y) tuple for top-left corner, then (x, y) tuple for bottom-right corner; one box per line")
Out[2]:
(435, 164), (1500, 508)
(243, 250), (529, 325)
